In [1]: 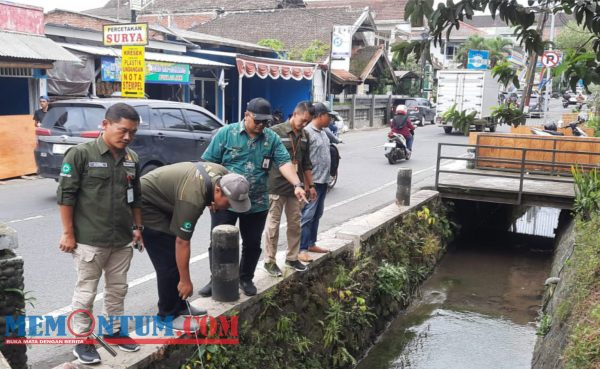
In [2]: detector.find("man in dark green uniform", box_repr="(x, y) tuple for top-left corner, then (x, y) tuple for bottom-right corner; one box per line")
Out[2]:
(57, 103), (142, 365)
(263, 101), (317, 276)
(140, 162), (250, 329)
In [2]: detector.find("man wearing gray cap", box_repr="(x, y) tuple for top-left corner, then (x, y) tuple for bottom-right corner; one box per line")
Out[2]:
(140, 162), (250, 328)
(201, 97), (307, 297)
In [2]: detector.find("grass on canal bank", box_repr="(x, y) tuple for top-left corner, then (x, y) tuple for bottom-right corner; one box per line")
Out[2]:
(559, 213), (600, 369)
(178, 202), (454, 369)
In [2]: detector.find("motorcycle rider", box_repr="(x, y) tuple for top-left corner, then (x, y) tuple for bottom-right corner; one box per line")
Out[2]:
(390, 105), (416, 154)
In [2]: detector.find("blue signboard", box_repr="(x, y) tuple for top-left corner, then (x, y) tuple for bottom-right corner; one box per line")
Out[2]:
(467, 50), (490, 70)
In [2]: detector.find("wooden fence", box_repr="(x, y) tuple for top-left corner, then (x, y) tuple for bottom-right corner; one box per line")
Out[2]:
(470, 133), (600, 173)
(0, 115), (37, 180)
(510, 125), (596, 136)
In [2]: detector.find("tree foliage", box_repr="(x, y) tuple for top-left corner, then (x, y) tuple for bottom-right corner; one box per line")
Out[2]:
(427, 0), (600, 90)
(404, 0), (434, 27)
(257, 39), (286, 59)
(555, 20), (594, 51)
(492, 60), (520, 88)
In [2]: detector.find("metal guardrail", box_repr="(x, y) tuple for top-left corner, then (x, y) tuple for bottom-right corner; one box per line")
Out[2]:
(434, 142), (600, 204)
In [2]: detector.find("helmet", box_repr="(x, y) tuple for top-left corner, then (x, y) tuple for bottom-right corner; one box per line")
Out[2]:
(395, 104), (407, 114)
(543, 122), (557, 131)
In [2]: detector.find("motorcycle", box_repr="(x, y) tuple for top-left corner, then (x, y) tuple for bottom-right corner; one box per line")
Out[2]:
(567, 121), (588, 137)
(530, 121), (588, 137)
(384, 132), (410, 164)
(562, 93), (578, 108)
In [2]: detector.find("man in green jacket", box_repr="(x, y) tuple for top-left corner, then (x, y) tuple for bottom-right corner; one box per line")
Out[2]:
(57, 103), (142, 365)
(140, 162), (250, 328)
(263, 101), (317, 276)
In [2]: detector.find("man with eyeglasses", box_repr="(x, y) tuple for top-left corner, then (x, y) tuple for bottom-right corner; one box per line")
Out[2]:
(200, 97), (308, 297)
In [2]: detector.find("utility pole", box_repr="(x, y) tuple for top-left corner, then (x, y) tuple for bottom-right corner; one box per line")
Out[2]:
(543, 11), (556, 120)
(131, 9), (137, 22)
(326, 29), (333, 103)
(520, 8), (549, 112)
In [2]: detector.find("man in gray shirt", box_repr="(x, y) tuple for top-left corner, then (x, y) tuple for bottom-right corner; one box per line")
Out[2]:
(299, 103), (335, 258)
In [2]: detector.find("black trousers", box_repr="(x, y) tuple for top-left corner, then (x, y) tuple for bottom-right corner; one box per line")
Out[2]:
(142, 227), (186, 318)
(210, 210), (268, 282)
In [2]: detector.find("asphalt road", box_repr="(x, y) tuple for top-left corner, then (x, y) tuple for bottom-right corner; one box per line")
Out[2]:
(0, 122), (505, 368)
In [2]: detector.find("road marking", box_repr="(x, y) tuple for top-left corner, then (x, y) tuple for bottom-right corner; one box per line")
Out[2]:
(7, 215), (44, 224)
(39, 164), (439, 318)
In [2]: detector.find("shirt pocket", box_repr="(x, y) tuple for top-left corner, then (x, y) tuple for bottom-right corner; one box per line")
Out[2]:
(84, 168), (110, 190)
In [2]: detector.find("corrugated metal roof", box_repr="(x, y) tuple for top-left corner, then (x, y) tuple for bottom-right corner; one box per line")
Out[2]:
(58, 43), (232, 68)
(0, 31), (80, 62)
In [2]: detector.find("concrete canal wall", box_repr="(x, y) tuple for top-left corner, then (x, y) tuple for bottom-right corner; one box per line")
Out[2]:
(55, 189), (452, 369)
(532, 213), (600, 369)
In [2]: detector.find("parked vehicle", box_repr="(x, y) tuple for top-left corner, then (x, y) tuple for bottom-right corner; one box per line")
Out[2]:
(384, 132), (410, 164)
(562, 92), (578, 108)
(34, 98), (223, 180)
(435, 70), (500, 134)
(328, 143), (340, 190)
(567, 121), (588, 137)
(391, 97), (435, 126)
(527, 94), (543, 118)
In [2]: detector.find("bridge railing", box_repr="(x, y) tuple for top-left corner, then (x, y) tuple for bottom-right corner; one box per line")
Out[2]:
(434, 142), (600, 204)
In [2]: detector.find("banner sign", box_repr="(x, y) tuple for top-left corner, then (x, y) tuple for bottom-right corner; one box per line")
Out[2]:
(103, 23), (148, 46)
(331, 25), (352, 59)
(101, 57), (190, 85)
(121, 46), (145, 98)
(467, 50), (489, 70)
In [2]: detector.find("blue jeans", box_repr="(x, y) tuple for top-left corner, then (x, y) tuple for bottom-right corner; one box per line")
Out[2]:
(405, 134), (414, 150)
(300, 183), (328, 250)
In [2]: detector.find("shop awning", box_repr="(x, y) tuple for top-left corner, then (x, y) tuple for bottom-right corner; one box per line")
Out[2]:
(236, 55), (315, 81)
(58, 43), (232, 68)
(0, 31), (79, 63)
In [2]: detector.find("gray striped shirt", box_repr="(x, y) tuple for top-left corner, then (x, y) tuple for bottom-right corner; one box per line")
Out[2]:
(304, 122), (331, 184)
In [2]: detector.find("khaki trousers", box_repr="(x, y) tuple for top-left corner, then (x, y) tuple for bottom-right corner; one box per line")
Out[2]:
(71, 243), (133, 335)
(264, 194), (301, 263)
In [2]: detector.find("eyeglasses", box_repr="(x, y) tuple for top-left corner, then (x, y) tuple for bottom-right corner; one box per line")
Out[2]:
(254, 119), (271, 126)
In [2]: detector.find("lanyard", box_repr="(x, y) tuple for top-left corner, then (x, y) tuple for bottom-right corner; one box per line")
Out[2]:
(289, 131), (301, 162)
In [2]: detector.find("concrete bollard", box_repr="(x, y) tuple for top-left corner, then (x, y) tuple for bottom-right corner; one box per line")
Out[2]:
(396, 168), (412, 206)
(211, 225), (240, 302)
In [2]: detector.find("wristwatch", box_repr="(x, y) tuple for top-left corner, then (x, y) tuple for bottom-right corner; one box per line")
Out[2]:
(132, 225), (144, 231)
(308, 183), (315, 188)
(293, 182), (304, 189)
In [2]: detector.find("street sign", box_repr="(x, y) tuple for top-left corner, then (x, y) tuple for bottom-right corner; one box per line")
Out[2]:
(331, 25), (352, 59)
(541, 51), (561, 67)
(121, 46), (145, 98)
(467, 49), (490, 70)
(103, 23), (148, 46)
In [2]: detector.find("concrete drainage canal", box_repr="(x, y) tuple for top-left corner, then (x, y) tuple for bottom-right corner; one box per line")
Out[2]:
(355, 205), (563, 369)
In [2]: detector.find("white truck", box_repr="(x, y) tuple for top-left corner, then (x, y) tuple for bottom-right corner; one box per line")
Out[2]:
(435, 70), (501, 134)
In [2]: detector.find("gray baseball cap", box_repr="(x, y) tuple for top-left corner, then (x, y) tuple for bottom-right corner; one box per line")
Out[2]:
(220, 173), (251, 213)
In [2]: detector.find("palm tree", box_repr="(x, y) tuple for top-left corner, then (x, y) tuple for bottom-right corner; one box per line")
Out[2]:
(456, 36), (513, 68)
(404, 0), (434, 27)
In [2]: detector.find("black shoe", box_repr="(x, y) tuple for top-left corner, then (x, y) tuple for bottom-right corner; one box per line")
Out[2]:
(73, 343), (101, 364)
(285, 259), (307, 272)
(103, 331), (140, 352)
(198, 281), (212, 297)
(263, 261), (283, 277)
(239, 280), (257, 296)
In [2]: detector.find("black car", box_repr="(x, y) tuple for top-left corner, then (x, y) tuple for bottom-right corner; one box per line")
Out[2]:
(34, 98), (223, 179)
(391, 97), (436, 126)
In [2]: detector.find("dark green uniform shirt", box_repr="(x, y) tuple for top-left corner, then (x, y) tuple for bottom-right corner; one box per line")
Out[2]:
(57, 137), (141, 247)
(140, 162), (228, 240)
(268, 121), (312, 196)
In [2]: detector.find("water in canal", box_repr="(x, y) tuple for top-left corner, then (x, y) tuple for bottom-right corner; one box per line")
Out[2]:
(356, 220), (554, 369)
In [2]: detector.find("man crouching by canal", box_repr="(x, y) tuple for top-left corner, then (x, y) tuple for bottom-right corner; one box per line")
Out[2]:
(140, 162), (251, 330)
(57, 103), (143, 365)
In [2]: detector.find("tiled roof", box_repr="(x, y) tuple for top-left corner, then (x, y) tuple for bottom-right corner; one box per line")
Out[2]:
(350, 46), (382, 80)
(191, 7), (364, 56)
(331, 69), (361, 84)
(306, 0), (406, 21)
(84, 0), (289, 19)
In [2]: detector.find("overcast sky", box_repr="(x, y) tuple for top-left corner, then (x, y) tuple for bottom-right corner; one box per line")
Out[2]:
(14, 0), (108, 12)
